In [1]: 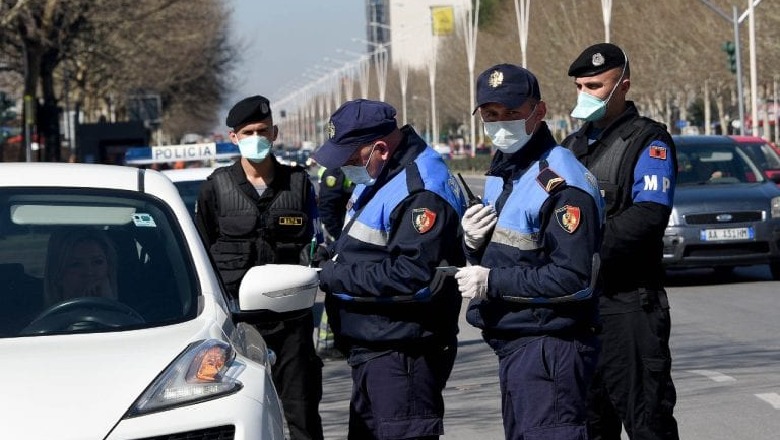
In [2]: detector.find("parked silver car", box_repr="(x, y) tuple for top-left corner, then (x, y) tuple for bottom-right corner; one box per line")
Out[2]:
(663, 135), (780, 279)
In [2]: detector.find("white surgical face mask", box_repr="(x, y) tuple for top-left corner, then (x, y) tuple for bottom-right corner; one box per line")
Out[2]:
(483, 105), (537, 154)
(341, 144), (380, 186)
(238, 135), (272, 163)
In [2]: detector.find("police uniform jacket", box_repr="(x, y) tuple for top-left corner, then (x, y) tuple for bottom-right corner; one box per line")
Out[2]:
(195, 156), (318, 297)
(319, 126), (467, 350)
(561, 102), (676, 311)
(465, 123), (605, 350)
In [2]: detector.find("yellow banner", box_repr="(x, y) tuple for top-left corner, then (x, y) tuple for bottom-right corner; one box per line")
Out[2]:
(431, 5), (455, 36)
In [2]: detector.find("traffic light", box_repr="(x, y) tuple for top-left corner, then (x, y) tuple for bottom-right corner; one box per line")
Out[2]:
(722, 41), (737, 74)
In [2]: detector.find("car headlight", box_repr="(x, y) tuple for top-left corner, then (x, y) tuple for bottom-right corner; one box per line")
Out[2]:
(124, 339), (243, 417)
(772, 196), (780, 218)
(666, 208), (680, 227)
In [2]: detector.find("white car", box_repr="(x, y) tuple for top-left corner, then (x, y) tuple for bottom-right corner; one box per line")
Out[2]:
(0, 163), (318, 439)
(162, 166), (226, 218)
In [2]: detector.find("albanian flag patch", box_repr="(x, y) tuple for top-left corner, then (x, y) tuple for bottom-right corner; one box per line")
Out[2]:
(412, 208), (437, 234)
(555, 205), (581, 234)
(649, 145), (667, 160)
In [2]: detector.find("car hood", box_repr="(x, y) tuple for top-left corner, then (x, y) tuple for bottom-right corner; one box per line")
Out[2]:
(0, 317), (221, 439)
(674, 182), (780, 208)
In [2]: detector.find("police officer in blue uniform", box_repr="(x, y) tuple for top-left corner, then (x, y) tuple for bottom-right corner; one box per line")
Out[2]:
(455, 64), (605, 440)
(562, 43), (679, 440)
(195, 95), (324, 440)
(312, 99), (466, 440)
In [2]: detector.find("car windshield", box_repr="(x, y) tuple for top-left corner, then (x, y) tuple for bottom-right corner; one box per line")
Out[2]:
(0, 188), (198, 338)
(676, 143), (766, 186)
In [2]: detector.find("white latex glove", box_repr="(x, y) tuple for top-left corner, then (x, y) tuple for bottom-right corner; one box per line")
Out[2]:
(461, 203), (497, 250)
(454, 265), (490, 300)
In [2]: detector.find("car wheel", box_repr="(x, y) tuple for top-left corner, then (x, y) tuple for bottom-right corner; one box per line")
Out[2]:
(770, 262), (780, 280)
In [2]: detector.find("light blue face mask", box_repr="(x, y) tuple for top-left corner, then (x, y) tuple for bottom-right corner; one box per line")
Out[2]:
(238, 135), (272, 163)
(570, 92), (609, 122)
(341, 144), (380, 186)
(570, 63), (627, 122)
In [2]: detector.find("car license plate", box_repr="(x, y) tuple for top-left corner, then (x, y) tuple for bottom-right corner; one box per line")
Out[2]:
(700, 227), (754, 241)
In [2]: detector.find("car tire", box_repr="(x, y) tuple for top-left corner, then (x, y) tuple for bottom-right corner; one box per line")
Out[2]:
(770, 262), (780, 280)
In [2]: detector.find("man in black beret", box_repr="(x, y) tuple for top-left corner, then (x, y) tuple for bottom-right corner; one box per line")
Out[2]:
(561, 43), (680, 440)
(195, 95), (324, 440)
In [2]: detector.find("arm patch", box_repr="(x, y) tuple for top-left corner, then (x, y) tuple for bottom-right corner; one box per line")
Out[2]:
(537, 167), (567, 193)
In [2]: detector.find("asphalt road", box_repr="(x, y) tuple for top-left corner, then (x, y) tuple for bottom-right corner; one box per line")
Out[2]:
(317, 267), (780, 439)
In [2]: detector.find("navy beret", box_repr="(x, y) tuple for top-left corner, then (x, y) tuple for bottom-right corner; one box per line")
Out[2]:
(226, 95), (272, 128)
(312, 99), (397, 169)
(568, 43), (627, 77)
(475, 64), (540, 113)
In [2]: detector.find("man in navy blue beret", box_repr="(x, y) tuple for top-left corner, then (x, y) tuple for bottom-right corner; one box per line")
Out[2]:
(196, 94), (324, 440)
(313, 99), (467, 439)
(562, 43), (680, 440)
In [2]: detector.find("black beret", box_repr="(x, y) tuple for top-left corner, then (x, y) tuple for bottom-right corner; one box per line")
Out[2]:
(568, 43), (627, 77)
(226, 95), (272, 128)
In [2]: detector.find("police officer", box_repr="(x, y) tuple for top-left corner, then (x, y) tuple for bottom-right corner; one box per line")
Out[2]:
(195, 95), (324, 440)
(561, 43), (679, 440)
(317, 165), (353, 241)
(456, 64), (605, 439)
(312, 99), (466, 440)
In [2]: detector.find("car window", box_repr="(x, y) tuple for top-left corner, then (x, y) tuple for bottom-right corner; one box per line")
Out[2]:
(739, 142), (780, 170)
(677, 144), (764, 185)
(0, 188), (199, 337)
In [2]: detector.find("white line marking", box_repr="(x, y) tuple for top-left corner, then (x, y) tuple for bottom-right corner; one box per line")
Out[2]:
(756, 393), (780, 409)
(686, 369), (737, 383)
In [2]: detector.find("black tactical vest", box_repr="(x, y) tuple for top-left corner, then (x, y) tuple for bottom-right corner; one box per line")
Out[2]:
(564, 116), (665, 218)
(208, 166), (311, 289)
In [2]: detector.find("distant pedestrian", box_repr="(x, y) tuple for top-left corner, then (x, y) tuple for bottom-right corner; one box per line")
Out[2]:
(562, 43), (679, 440)
(458, 63), (605, 439)
(313, 99), (467, 440)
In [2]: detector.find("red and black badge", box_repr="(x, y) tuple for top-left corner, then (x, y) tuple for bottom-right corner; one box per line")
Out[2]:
(555, 205), (581, 234)
(411, 208), (437, 234)
(649, 145), (667, 160)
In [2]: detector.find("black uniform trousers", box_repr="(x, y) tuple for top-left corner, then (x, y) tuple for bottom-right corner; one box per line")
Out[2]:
(256, 309), (324, 440)
(587, 289), (679, 440)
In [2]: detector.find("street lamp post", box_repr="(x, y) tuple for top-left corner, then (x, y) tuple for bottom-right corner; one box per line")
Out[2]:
(514, 0), (530, 67)
(601, 0), (613, 43)
(463, 1), (480, 157)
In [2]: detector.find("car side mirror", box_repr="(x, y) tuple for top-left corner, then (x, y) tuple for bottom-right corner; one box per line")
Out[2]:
(238, 264), (319, 313)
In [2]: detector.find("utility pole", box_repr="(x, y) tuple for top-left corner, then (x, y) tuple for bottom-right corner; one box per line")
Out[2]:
(698, 0), (763, 135)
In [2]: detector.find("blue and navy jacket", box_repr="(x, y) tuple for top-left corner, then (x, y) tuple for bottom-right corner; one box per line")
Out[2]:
(465, 123), (605, 347)
(319, 126), (467, 348)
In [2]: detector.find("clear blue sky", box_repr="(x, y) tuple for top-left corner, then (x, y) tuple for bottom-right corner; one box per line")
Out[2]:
(226, 0), (367, 111)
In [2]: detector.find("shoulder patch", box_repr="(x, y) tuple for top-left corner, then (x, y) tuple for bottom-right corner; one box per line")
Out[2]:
(649, 145), (667, 160)
(411, 208), (437, 234)
(555, 205), (581, 234)
(537, 167), (567, 193)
